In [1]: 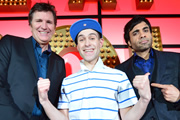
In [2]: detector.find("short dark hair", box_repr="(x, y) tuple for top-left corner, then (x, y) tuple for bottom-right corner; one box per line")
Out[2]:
(28, 2), (57, 26)
(124, 15), (152, 46)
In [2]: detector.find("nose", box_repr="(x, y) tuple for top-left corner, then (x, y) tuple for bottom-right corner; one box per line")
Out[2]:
(85, 39), (90, 46)
(41, 21), (48, 29)
(140, 31), (146, 38)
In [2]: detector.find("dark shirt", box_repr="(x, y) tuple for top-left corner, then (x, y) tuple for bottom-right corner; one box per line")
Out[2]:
(31, 37), (51, 116)
(134, 48), (154, 79)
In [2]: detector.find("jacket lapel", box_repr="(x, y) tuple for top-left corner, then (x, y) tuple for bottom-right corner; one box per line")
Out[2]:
(46, 53), (54, 78)
(127, 57), (137, 82)
(24, 37), (38, 79)
(153, 50), (166, 83)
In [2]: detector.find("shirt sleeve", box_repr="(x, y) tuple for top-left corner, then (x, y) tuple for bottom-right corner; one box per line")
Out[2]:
(57, 81), (69, 109)
(116, 72), (138, 109)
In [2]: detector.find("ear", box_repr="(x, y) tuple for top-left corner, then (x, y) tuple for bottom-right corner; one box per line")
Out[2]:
(77, 44), (80, 52)
(127, 40), (132, 48)
(29, 24), (33, 32)
(99, 38), (104, 48)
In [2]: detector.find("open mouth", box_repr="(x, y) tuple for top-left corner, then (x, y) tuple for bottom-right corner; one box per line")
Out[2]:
(84, 48), (94, 54)
(39, 31), (49, 35)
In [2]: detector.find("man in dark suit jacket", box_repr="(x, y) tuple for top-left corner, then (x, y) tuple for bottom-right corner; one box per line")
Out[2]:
(0, 3), (66, 120)
(115, 15), (180, 120)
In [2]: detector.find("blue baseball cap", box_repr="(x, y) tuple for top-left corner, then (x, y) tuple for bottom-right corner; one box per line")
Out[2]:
(70, 18), (102, 43)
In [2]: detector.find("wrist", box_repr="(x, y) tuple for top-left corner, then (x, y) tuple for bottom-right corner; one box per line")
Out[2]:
(141, 91), (151, 102)
(141, 94), (151, 103)
(176, 91), (180, 103)
(40, 98), (50, 106)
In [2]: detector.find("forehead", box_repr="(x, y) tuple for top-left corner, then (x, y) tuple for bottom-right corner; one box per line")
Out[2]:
(130, 21), (149, 32)
(32, 11), (54, 20)
(78, 29), (98, 37)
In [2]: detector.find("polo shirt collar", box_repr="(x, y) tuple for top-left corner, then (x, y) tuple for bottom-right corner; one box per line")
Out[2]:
(80, 57), (104, 71)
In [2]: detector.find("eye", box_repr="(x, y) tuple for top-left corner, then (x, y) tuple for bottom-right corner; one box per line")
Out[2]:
(78, 37), (84, 42)
(36, 19), (42, 22)
(144, 29), (149, 32)
(47, 20), (53, 24)
(90, 37), (95, 40)
(89, 35), (96, 40)
(132, 32), (138, 36)
(79, 39), (84, 42)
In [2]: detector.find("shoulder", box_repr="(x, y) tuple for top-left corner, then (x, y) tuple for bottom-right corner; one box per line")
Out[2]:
(115, 56), (133, 69)
(154, 49), (180, 58)
(102, 65), (128, 77)
(1, 34), (24, 41)
(50, 52), (65, 62)
(62, 71), (83, 85)
(100, 66), (130, 84)
(0, 35), (24, 48)
(64, 70), (82, 80)
(1, 34), (26, 46)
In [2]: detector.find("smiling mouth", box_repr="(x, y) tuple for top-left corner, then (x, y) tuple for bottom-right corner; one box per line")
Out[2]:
(84, 49), (93, 51)
(39, 31), (49, 35)
(84, 49), (94, 54)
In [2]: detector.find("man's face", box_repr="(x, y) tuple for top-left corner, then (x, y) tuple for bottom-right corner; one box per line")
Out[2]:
(77, 29), (103, 64)
(30, 11), (56, 46)
(128, 21), (152, 52)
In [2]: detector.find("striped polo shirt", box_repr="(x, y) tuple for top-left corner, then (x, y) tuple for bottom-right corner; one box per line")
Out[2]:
(58, 58), (137, 120)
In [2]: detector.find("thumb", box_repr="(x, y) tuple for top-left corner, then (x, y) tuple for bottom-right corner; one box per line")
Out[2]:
(145, 72), (150, 76)
(39, 77), (43, 80)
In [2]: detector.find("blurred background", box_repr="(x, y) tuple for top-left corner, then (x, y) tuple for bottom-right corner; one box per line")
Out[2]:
(0, 0), (180, 75)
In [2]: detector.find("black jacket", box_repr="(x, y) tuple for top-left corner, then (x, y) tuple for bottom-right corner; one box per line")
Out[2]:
(115, 49), (180, 120)
(0, 35), (66, 120)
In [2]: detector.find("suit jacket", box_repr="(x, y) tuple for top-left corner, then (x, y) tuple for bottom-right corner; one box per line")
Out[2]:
(115, 49), (180, 120)
(0, 35), (66, 120)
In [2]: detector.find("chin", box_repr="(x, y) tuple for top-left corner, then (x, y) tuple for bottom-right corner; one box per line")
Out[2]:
(140, 47), (150, 52)
(41, 39), (50, 42)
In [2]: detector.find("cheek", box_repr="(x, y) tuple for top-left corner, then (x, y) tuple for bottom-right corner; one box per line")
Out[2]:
(99, 43), (102, 48)
(131, 37), (139, 44)
(130, 40), (138, 48)
(149, 35), (152, 40)
(29, 25), (33, 32)
(51, 29), (55, 35)
(77, 45), (80, 52)
(50, 25), (56, 30)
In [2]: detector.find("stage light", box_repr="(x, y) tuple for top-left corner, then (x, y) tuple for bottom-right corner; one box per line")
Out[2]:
(68, 0), (85, 11)
(136, 0), (153, 10)
(0, 0), (31, 12)
(99, 0), (117, 10)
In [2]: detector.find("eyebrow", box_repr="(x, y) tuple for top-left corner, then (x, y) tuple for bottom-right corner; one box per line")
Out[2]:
(132, 29), (139, 34)
(143, 26), (149, 30)
(132, 26), (149, 34)
(77, 34), (84, 38)
(89, 33), (98, 36)
(78, 33), (98, 38)
(34, 18), (42, 21)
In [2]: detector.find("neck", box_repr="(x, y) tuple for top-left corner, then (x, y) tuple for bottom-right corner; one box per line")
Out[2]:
(84, 58), (99, 71)
(40, 44), (49, 53)
(136, 48), (151, 60)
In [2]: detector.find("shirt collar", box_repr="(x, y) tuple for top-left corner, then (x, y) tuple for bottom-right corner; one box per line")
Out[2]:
(80, 57), (104, 71)
(133, 48), (154, 60)
(32, 37), (52, 55)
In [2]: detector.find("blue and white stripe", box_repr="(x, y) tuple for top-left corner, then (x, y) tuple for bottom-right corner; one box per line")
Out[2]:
(58, 58), (137, 119)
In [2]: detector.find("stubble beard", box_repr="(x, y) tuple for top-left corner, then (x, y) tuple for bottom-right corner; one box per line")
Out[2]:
(137, 39), (152, 52)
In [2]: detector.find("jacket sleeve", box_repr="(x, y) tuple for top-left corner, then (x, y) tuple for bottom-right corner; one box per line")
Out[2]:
(0, 35), (29, 120)
(174, 53), (180, 110)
